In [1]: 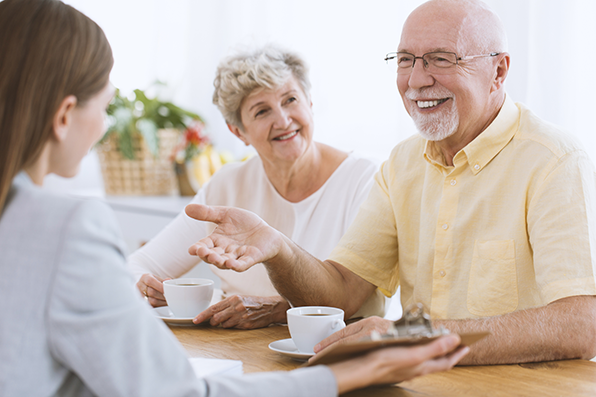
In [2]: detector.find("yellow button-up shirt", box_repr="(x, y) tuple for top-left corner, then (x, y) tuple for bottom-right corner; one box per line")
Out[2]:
(330, 96), (596, 319)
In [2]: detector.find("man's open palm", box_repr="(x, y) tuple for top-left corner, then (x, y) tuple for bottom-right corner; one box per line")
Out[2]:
(185, 204), (283, 272)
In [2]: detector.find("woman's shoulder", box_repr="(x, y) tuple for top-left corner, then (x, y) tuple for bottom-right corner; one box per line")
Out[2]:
(334, 152), (380, 181)
(201, 155), (269, 205)
(203, 155), (264, 191)
(206, 155), (262, 185)
(1, 176), (123, 272)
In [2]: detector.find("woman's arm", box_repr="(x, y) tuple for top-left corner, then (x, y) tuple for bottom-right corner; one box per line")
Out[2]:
(127, 190), (212, 305)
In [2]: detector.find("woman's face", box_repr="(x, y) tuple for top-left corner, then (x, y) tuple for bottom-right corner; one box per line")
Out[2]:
(53, 82), (115, 178)
(231, 76), (314, 165)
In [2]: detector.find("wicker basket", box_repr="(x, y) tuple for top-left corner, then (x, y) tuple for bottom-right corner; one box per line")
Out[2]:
(96, 128), (179, 195)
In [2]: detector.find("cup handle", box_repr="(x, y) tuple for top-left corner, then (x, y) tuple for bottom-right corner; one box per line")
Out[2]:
(330, 319), (346, 333)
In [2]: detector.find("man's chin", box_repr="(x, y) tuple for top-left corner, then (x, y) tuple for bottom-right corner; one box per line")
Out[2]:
(415, 125), (458, 142)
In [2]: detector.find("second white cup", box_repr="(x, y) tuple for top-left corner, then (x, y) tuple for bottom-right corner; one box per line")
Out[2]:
(287, 306), (346, 354)
(163, 278), (214, 318)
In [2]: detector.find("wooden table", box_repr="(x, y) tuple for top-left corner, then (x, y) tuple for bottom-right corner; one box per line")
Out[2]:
(170, 323), (596, 396)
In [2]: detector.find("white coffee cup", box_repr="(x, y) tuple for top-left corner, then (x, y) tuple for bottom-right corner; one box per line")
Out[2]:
(287, 306), (346, 354)
(163, 278), (214, 318)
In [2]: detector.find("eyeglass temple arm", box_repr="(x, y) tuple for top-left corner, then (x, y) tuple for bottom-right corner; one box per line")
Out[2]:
(458, 52), (500, 61)
(384, 52), (397, 62)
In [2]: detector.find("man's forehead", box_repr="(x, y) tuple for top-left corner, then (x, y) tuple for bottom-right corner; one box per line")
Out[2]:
(398, 23), (462, 54)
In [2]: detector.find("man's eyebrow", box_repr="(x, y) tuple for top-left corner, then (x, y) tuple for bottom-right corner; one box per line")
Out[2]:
(397, 47), (455, 54)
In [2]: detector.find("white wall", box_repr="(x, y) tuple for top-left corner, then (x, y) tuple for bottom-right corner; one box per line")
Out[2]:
(53, 0), (596, 194)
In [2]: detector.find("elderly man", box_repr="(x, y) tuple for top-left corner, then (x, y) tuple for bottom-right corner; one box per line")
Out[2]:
(185, 0), (596, 365)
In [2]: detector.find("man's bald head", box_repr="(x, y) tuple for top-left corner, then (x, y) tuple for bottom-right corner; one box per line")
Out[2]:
(403, 0), (507, 55)
(396, 0), (511, 147)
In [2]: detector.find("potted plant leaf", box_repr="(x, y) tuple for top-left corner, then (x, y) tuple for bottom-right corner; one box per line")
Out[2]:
(96, 86), (205, 195)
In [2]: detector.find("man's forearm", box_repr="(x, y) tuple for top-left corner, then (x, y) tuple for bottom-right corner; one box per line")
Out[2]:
(264, 235), (375, 316)
(436, 295), (596, 365)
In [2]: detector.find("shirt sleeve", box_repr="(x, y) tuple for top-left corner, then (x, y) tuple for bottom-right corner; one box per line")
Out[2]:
(126, 188), (213, 283)
(202, 366), (337, 397)
(47, 200), (206, 396)
(527, 149), (596, 303)
(329, 159), (400, 297)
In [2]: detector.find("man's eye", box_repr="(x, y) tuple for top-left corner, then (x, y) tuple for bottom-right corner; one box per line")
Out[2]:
(427, 54), (453, 66)
(397, 56), (413, 65)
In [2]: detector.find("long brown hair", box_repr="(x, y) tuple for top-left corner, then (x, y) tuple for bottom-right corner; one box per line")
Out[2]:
(0, 0), (113, 212)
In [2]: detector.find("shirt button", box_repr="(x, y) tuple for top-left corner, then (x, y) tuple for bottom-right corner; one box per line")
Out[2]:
(450, 179), (457, 186)
(439, 270), (446, 277)
(474, 164), (480, 170)
(442, 224), (449, 230)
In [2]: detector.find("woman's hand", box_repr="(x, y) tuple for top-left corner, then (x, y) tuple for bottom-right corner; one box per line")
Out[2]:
(185, 204), (285, 272)
(136, 274), (169, 307)
(193, 295), (289, 329)
(329, 334), (469, 394)
(314, 316), (393, 353)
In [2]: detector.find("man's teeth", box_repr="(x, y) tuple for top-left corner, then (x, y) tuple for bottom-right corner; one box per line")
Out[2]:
(276, 131), (298, 140)
(417, 99), (446, 108)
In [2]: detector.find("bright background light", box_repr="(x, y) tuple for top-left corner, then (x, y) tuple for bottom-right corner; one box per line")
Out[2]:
(54, 0), (596, 193)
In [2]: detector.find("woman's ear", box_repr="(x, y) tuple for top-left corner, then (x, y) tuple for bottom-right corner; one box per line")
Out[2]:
(227, 123), (250, 146)
(52, 95), (77, 142)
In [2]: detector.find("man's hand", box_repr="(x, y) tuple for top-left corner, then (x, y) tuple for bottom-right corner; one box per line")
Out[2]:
(185, 204), (284, 272)
(136, 273), (170, 307)
(314, 316), (394, 353)
(193, 295), (289, 329)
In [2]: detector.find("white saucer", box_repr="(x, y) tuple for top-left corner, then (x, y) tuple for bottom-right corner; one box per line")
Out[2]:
(153, 306), (196, 326)
(268, 338), (314, 361)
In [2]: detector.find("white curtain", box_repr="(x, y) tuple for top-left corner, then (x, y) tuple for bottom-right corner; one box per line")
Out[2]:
(55, 0), (596, 193)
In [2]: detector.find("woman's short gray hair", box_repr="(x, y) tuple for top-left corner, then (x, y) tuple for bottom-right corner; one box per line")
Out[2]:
(212, 45), (311, 128)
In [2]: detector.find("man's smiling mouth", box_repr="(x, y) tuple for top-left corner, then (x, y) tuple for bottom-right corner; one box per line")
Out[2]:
(416, 98), (449, 109)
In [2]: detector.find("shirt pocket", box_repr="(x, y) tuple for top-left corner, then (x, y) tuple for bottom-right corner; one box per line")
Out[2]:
(467, 239), (518, 317)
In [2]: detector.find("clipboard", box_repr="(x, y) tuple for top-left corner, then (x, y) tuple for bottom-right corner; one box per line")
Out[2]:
(305, 303), (489, 367)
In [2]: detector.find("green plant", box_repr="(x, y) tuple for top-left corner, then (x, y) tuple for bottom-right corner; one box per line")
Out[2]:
(102, 87), (203, 160)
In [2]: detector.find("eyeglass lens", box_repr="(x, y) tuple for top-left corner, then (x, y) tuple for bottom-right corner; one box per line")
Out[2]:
(387, 52), (459, 75)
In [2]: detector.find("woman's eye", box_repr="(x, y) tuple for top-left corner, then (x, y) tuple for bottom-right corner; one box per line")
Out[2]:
(255, 109), (267, 117)
(286, 96), (297, 104)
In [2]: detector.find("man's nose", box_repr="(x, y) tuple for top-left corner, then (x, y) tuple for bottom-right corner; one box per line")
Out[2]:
(407, 59), (435, 90)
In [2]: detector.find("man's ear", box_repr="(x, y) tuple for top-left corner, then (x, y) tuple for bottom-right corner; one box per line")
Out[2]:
(52, 95), (77, 142)
(491, 52), (510, 93)
(227, 123), (250, 146)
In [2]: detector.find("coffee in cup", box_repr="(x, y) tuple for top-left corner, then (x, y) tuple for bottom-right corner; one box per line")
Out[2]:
(163, 278), (214, 318)
(286, 306), (346, 354)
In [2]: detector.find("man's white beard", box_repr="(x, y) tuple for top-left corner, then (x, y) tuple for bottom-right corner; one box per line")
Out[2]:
(406, 88), (459, 141)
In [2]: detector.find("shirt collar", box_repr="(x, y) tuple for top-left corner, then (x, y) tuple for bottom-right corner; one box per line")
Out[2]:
(14, 171), (35, 187)
(423, 95), (520, 175)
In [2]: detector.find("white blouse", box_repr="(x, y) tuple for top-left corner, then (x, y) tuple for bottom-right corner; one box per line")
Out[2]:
(127, 153), (385, 315)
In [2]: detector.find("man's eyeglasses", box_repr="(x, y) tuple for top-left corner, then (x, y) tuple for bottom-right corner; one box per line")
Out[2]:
(384, 51), (500, 75)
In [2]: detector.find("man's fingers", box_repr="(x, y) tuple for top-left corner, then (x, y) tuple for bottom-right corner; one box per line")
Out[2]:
(314, 323), (361, 353)
(185, 204), (226, 224)
(314, 317), (390, 353)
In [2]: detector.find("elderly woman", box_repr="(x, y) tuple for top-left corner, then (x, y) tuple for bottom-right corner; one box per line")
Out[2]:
(127, 45), (386, 328)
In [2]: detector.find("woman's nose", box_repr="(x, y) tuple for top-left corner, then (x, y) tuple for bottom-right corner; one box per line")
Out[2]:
(272, 107), (292, 129)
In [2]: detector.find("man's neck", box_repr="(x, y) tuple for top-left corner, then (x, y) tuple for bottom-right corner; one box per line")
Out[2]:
(435, 94), (506, 167)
